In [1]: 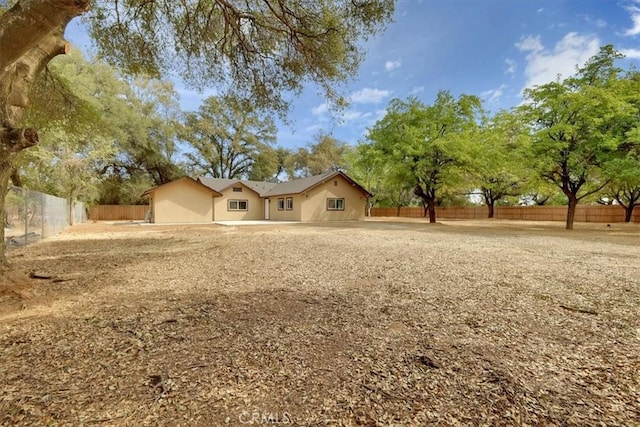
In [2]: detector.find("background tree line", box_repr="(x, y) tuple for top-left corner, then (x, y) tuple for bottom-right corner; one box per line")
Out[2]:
(349, 46), (640, 229)
(13, 49), (352, 205)
(12, 45), (640, 231)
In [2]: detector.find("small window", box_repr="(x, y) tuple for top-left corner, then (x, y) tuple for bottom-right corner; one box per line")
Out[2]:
(334, 180), (338, 186)
(277, 198), (285, 211)
(232, 187), (243, 192)
(286, 197), (293, 210)
(327, 198), (345, 211)
(228, 199), (248, 211)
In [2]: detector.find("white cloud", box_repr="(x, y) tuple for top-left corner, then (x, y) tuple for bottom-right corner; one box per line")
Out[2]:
(409, 86), (425, 95)
(516, 35), (544, 53)
(340, 110), (374, 125)
(311, 102), (329, 116)
(596, 19), (607, 29)
(621, 48), (640, 58)
(342, 110), (364, 122)
(384, 60), (402, 71)
(505, 59), (517, 74)
(481, 85), (506, 104)
(624, 2), (640, 36)
(516, 32), (600, 89)
(305, 123), (325, 133)
(350, 88), (392, 104)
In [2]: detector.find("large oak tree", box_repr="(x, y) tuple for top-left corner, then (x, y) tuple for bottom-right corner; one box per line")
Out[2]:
(182, 95), (277, 179)
(0, 0), (395, 266)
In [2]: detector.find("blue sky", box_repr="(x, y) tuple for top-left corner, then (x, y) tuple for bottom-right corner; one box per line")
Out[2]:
(66, 1), (640, 150)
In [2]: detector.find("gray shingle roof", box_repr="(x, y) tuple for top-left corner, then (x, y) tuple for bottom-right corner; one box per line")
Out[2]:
(263, 171), (372, 197)
(197, 177), (277, 196)
(261, 171), (336, 197)
(197, 171), (372, 198)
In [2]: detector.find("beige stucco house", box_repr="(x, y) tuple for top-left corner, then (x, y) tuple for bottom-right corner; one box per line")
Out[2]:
(260, 171), (371, 221)
(197, 178), (275, 221)
(142, 177), (222, 223)
(143, 171), (371, 223)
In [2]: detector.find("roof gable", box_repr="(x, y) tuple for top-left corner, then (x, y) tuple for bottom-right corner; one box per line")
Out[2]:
(264, 171), (372, 198)
(195, 172), (371, 199)
(142, 177), (223, 197)
(197, 177), (277, 197)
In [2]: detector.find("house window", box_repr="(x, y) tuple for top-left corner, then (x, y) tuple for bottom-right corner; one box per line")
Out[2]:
(286, 197), (293, 210)
(327, 198), (345, 211)
(228, 199), (248, 211)
(277, 198), (285, 210)
(232, 187), (243, 192)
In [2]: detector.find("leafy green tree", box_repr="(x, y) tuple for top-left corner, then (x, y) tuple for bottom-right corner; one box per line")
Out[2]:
(467, 111), (529, 218)
(366, 92), (482, 223)
(345, 142), (421, 215)
(28, 130), (116, 223)
(344, 143), (383, 215)
(0, 0), (395, 266)
(601, 69), (640, 222)
(248, 146), (293, 182)
(285, 133), (348, 178)
(57, 57), (184, 188)
(519, 181), (567, 206)
(604, 159), (640, 222)
(307, 132), (349, 175)
(22, 51), (182, 204)
(286, 147), (312, 179)
(518, 46), (638, 229)
(182, 95), (277, 179)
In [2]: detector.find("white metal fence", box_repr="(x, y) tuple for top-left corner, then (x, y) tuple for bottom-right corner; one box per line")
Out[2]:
(3, 186), (87, 249)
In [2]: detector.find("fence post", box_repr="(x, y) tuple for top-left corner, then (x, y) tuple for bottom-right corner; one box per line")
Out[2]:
(41, 191), (45, 238)
(23, 187), (28, 245)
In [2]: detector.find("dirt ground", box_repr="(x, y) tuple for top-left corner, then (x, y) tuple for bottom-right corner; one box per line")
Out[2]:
(0, 219), (639, 426)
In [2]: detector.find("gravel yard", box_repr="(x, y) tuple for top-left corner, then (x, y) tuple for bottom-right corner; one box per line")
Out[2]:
(1, 219), (639, 426)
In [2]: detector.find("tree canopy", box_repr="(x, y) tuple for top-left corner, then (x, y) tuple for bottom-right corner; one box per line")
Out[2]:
(88, 0), (395, 114)
(365, 92), (483, 223)
(181, 95), (277, 179)
(518, 45), (640, 229)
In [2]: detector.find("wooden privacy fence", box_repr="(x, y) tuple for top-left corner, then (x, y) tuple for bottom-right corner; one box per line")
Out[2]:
(370, 205), (640, 223)
(88, 205), (148, 221)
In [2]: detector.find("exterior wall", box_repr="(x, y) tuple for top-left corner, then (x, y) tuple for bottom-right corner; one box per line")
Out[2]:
(268, 194), (303, 221)
(213, 183), (264, 221)
(301, 176), (368, 221)
(152, 180), (214, 223)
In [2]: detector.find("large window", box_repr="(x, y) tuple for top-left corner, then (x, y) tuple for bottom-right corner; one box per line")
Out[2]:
(277, 198), (285, 211)
(327, 198), (345, 211)
(228, 199), (248, 211)
(286, 197), (293, 210)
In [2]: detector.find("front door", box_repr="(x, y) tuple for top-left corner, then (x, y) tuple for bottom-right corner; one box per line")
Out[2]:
(264, 198), (270, 220)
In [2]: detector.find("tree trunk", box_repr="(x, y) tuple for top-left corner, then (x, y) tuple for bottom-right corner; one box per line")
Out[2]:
(487, 201), (495, 219)
(68, 197), (75, 226)
(624, 204), (635, 223)
(427, 199), (436, 223)
(414, 184), (437, 224)
(566, 196), (578, 230)
(0, 0), (89, 268)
